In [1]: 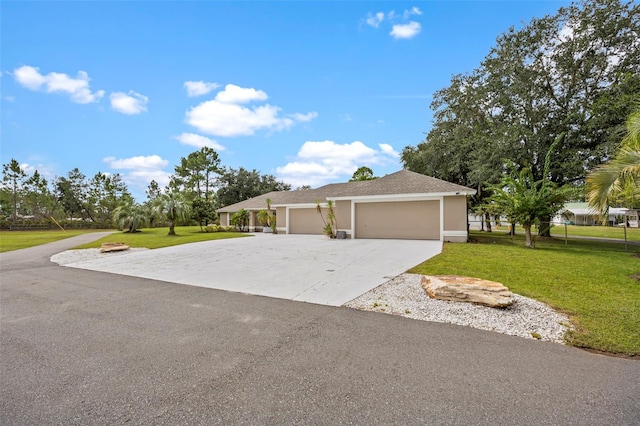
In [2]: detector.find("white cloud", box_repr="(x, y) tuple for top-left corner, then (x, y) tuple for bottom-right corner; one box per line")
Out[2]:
(364, 7), (422, 40)
(174, 132), (226, 150)
(404, 6), (422, 19)
(184, 80), (220, 97)
(185, 84), (316, 137)
(390, 21), (421, 39)
(366, 12), (385, 28)
(13, 65), (105, 104)
(19, 162), (56, 180)
(109, 91), (148, 115)
(103, 155), (168, 170)
(379, 143), (400, 158)
(276, 140), (400, 187)
(215, 84), (268, 104)
(103, 155), (171, 195)
(290, 111), (318, 122)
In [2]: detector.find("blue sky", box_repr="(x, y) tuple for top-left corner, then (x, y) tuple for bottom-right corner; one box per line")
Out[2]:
(2, 1), (571, 200)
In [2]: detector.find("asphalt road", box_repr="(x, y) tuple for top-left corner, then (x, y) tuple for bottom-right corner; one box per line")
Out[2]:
(1, 234), (639, 425)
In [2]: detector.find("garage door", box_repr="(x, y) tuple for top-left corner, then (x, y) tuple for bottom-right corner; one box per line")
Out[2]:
(355, 201), (440, 240)
(289, 208), (325, 235)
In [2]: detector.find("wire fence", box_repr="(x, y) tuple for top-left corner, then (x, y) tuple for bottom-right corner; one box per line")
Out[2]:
(468, 219), (639, 251)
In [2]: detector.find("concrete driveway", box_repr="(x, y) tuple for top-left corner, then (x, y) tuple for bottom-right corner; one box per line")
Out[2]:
(62, 234), (442, 306)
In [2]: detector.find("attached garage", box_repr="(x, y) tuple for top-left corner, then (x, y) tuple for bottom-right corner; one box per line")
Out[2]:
(217, 170), (475, 242)
(355, 200), (440, 240)
(289, 208), (325, 235)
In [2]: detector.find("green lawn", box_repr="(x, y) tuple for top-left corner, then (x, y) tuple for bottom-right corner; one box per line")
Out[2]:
(549, 224), (640, 241)
(489, 223), (640, 242)
(409, 231), (640, 356)
(0, 229), (103, 252)
(74, 226), (250, 249)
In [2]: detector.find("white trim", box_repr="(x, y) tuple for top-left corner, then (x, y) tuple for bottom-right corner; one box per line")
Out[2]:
(280, 203), (321, 209)
(439, 195), (444, 241)
(276, 227), (287, 233)
(285, 207), (290, 234)
(350, 200), (356, 239)
(443, 230), (467, 237)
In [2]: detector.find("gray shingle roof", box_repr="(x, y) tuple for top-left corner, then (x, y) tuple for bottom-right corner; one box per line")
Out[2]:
(217, 170), (475, 212)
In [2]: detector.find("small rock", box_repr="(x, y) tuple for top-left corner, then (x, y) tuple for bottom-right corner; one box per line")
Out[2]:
(421, 275), (514, 308)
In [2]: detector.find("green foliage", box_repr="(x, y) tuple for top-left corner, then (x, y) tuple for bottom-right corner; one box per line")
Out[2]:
(230, 209), (250, 231)
(191, 198), (217, 231)
(216, 167), (291, 207)
(402, 0), (640, 201)
(316, 200), (337, 238)
(489, 135), (573, 247)
(349, 166), (377, 181)
(257, 198), (277, 233)
(409, 232), (640, 356)
(2, 158), (27, 221)
(112, 199), (147, 233)
(587, 107), (640, 213)
(152, 192), (191, 236)
(203, 225), (235, 233)
(171, 147), (221, 201)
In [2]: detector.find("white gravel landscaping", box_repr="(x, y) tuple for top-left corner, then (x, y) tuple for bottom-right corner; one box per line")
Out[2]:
(51, 248), (149, 265)
(345, 273), (572, 344)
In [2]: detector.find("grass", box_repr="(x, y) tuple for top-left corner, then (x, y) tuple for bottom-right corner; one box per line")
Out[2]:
(0, 229), (103, 252)
(549, 224), (640, 242)
(484, 223), (640, 242)
(73, 226), (250, 249)
(409, 231), (640, 356)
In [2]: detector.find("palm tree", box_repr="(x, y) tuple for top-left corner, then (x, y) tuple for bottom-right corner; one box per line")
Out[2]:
(230, 209), (250, 231)
(153, 192), (191, 236)
(112, 198), (147, 233)
(490, 135), (571, 248)
(587, 109), (640, 215)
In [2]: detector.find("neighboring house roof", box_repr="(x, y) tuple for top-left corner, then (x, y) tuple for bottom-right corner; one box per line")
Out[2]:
(218, 170), (476, 213)
(560, 202), (634, 216)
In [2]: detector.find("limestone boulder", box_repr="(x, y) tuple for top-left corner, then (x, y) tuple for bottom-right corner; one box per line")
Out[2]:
(421, 275), (514, 308)
(100, 242), (130, 253)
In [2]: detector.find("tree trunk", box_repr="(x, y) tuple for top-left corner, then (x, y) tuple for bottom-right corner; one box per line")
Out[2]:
(12, 180), (17, 223)
(524, 223), (535, 248)
(510, 222), (516, 235)
(485, 212), (492, 232)
(168, 220), (176, 236)
(538, 215), (551, 237)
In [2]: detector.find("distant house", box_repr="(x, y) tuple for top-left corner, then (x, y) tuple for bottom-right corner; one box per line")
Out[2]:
(555, 202), (638, 227)
(217, 170), (476, 242)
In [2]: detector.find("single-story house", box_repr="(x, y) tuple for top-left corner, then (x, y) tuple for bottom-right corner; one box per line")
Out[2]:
(217, 170), (476, 242)
(554, 202), (638, 227)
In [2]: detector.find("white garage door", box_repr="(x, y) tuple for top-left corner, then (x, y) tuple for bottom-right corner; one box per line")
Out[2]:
(355, 201), (440, 240)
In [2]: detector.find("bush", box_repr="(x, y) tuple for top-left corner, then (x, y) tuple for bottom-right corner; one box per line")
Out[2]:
(204, 225), (237, 233)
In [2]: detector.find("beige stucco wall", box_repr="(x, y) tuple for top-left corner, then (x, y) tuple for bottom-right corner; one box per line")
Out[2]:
(335, 200), (351, 230)
(276, 207), (286, 228)
(219, 212), (228, 226)
(443, 196), (468, 231)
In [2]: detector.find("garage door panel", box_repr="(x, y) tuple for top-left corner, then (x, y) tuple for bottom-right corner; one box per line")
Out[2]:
(289, 208), (325, 235)
(355, 201), (439, 240)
